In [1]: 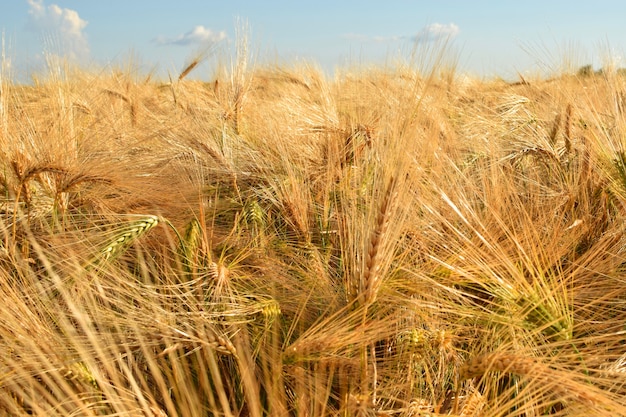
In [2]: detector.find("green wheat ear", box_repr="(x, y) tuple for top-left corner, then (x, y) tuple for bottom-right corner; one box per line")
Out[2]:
(61, 361), (99, 390)
(516, 292), (572, 342)
(259, 297), (281, 321)
(93, 215), (159, 266)
(179, 217), (202, 273)
(612, 151), (626, 196)
(241, 198), (266, 241)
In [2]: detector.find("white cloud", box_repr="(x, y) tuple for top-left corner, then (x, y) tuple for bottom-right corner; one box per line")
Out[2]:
(343, 23), (460, 44)
(26, 0), (89, 60)
(413, 23), (460, 43)
(154, 25), (227, 46)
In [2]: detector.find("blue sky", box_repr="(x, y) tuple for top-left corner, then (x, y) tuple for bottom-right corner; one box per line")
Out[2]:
(2, 0), (626, 80)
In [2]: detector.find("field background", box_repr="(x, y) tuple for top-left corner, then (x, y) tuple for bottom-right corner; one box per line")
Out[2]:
(3, 42), (626, 416)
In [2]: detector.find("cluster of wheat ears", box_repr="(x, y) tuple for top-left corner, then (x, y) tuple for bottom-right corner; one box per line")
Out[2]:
(3, 39), (626, 416)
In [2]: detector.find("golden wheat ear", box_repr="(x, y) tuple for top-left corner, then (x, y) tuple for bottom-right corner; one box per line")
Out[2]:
(178, 58), (201, 82)
(361, 175), (397, 305)
(460, 352), (622, 411)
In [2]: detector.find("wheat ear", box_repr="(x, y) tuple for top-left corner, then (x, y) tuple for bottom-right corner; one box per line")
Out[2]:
(362, 176), (396, 304)
(564, 103), (573, 154)
(103, 88), (129, 103)
(547, 111), (561, 146)
(459, 387), (485, 417)
(460, 352), (611, 408)
(178, 218), (202, 273)
(95, 215), (159, 265)
(178, 58), (201, 81)
(103, 88), (136, 125)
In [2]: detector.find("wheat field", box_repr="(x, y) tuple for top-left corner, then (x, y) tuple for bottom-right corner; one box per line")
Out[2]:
(2, 43), (626, 416)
